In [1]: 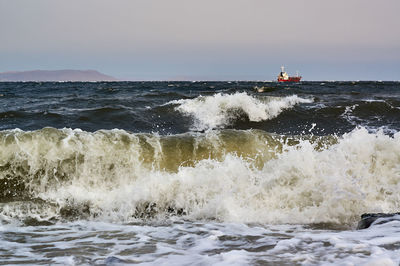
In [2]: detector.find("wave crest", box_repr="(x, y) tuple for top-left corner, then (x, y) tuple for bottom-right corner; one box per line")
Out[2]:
(168, 92), (313, 130)
(0, 128), (400, 225)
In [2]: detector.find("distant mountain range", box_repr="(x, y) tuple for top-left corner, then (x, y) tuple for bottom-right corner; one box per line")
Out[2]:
(0, 70), (118, 81)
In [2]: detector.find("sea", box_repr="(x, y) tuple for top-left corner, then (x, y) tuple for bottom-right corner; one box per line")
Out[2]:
(0, 81), (400, 265)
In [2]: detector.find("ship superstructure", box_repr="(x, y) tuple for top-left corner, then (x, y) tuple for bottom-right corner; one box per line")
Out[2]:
(277, 66), (302, 82)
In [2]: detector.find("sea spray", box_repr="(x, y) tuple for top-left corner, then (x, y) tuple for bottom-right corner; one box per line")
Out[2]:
(0, 127), (399, 225)
(2, 81), (400, 264)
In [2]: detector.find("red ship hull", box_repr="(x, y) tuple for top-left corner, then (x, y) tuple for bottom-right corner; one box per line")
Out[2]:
(277, 76), (302, 82)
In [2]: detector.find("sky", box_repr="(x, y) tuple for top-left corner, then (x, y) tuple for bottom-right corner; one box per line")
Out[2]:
(1, 0), (399, 80)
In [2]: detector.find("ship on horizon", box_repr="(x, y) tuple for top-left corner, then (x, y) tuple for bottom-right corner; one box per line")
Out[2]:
(277, 66), (302, 82)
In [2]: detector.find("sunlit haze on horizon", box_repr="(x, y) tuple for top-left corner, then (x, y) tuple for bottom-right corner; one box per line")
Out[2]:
(1, 0), (399, 80)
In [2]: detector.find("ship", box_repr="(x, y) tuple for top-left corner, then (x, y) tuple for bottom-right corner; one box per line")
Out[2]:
(277, 66), (302, 82)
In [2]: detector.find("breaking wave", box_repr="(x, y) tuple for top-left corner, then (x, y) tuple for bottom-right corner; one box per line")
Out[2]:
(168, 92), (313, 131)
(0, 127), (399, 225)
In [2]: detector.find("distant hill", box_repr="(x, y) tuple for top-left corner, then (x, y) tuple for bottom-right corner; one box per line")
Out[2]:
(0, 70), (118, 81)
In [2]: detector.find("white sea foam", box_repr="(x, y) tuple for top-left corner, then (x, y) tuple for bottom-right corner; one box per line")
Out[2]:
(0, 127), (396, 225)
(1, 127), (400, 264)
(1, 220), (400, 265)
(168, 92), (313, 130)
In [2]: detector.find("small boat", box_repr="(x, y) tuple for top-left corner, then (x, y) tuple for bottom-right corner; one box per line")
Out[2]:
(277, 66), (302, 82)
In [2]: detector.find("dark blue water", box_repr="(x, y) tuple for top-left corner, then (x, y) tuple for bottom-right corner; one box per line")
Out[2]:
(1, 81), (399, 135)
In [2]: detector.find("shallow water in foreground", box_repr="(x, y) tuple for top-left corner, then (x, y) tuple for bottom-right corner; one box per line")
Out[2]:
(2, 221), (400, 265)
(0, 81), (400, 265)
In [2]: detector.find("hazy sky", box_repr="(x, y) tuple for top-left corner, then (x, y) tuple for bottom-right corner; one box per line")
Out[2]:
(1, 0), (399, 80)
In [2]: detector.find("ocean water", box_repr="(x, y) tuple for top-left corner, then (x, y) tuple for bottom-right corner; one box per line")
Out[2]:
(0, 81), (400, 265)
